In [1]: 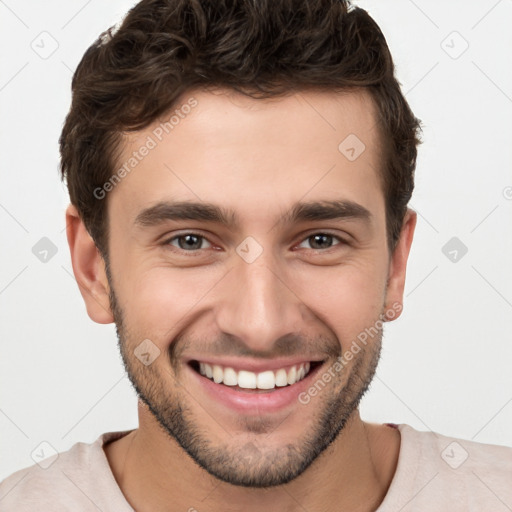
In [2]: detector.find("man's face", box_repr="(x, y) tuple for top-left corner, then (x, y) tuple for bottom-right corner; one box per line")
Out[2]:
(105, 88), (395, 487)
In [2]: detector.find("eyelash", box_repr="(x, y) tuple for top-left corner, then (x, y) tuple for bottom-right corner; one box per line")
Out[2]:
(162, 231), (347, 255)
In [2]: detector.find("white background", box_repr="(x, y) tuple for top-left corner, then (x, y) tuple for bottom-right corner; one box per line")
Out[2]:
(1, 0), (511, 482)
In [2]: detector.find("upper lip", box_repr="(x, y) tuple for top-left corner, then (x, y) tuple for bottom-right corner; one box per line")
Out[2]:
(186, 356), (324, 373)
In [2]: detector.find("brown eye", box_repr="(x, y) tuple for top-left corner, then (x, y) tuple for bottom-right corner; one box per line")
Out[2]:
(297, 233), (344, 251)
(165, 233), (212, 251)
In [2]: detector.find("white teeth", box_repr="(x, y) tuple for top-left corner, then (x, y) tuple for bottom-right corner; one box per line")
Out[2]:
(223, 367), (238, 386)
(238, 370), (257, 389)
(257, 370), (275, 389)
(196, 361), (313, 389)
(287, 366), (297, 385)
(212, 365), (223, 384)
(275, 369), (288, 387)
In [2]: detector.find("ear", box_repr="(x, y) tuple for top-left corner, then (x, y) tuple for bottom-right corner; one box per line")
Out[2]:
(65, 204), (114, 324)
(383, 208), (417, 321)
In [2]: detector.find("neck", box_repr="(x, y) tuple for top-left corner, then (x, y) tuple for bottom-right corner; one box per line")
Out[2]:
(104, 403), (400, 512)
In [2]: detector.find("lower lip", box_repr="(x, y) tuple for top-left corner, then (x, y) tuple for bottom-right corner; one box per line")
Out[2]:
(186, 362), (324, 414)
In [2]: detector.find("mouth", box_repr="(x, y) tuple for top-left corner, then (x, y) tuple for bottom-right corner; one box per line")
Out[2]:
(186, 357), (328, 414)
(188, 359), (324, 393)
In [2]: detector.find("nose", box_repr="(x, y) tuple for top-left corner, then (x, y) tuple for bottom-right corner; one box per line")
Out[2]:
(214, 245), (306, 353)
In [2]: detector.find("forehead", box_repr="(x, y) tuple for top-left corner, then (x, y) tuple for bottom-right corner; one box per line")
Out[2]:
(154, 87), (380, 156)
(109, 87), (384, 229)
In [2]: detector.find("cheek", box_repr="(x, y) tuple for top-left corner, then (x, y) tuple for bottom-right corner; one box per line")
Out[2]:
(113, 244), (388, 353)
(293, 260), (387, 350)
(118, 266), (218, 347)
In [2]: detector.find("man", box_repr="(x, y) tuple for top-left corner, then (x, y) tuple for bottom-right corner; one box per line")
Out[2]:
(1, 0), (510, 510)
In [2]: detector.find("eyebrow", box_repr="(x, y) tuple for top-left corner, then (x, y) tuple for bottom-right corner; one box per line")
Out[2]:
(133, 199), (372, 230)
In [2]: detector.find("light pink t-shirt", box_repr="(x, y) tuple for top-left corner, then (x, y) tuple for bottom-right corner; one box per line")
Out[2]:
(1, 423), (511, 511)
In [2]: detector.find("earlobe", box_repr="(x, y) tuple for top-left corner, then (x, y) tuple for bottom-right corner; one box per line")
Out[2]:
(65, 204), (114, 324)
(383, 208), (417, 322)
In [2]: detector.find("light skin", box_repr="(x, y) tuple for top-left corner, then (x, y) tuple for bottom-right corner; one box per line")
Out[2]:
(66, 87), (416, 512)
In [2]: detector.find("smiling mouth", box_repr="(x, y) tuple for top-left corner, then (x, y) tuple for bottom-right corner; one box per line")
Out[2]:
(188, 360), (324, 392)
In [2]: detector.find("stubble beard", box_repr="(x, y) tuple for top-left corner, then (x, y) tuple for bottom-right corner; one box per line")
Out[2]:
(106, 270), (383, 488)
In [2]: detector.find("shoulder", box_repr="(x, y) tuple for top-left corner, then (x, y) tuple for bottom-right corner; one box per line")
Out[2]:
(0, 430), (134, 511)
(399, 423), (512, 475)
(381, 424), (512, 511)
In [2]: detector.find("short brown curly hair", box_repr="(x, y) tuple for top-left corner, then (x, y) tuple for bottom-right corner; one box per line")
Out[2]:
(59, 0), (421, 261)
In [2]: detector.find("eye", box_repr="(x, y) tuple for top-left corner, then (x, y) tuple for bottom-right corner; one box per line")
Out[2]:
(296, 232), (345, 251)
(164, 233), (213, 252)
(162, 231), (346, 255)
